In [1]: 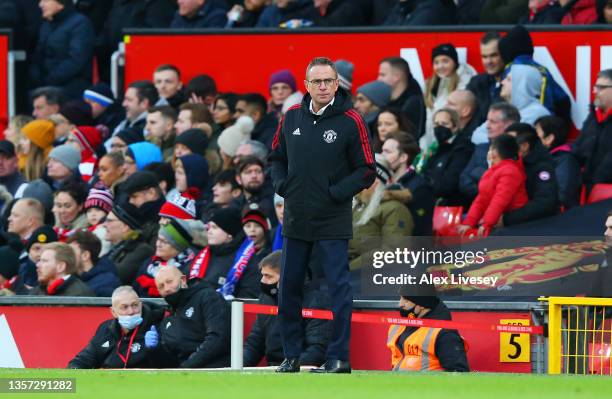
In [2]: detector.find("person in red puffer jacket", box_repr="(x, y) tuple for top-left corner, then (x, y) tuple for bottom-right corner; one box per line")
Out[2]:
(459, 134), (529, 235)
(67, 125), (102, 183)
(561, 0), (598, 24)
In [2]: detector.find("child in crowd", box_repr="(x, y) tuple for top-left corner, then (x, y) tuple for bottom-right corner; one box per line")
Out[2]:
(458, 135), (528, 236)
(84, 188), (113, 256)
(217, 205), (271, 300)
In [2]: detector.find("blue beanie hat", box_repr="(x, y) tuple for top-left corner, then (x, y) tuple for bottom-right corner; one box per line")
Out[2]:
(126, 142), (162, 171)
(83, 82), (115, 107)
(178, 154), (209, 192)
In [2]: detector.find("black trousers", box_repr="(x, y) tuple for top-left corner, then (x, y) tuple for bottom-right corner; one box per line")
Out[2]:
(278, 237), (352, 361)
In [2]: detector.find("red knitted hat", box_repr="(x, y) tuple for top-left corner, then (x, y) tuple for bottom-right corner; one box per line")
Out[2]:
(84, 188), (113, 213)
(159, 190), (197, 220)
(241, 207), (270, 232)
(73, 126), (102, 159)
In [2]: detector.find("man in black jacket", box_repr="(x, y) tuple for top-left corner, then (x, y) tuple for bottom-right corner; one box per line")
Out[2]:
(235, 93), (278, 150)
(504, 123), (559, 226)
(378, 57), (425, 138)
(68, 286), (164, 368)
(149, 267), (231, 368)
(270, 57), (375, 374)
(382, 130), (434, 236)
(466, 32), (504, 126)
(170, 0), (227, 28)
(231, 156), (277, 226)
(244, 250), (330, 367)
(29, 0), (94, 100)
(572, 69), (612, 193)
(112, 81), (158, 140)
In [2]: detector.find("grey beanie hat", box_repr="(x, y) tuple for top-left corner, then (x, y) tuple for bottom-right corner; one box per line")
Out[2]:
(22, 179), (53, 212)
(335, 59), (354, 91)
(49, 144), (82, 171)
(273, 194), (284, 206)
(357, 81), (392, 109)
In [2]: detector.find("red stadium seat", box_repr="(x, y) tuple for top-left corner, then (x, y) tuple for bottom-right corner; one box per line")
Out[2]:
(432, 206), (463, 236)
(586, 184), (612, 204)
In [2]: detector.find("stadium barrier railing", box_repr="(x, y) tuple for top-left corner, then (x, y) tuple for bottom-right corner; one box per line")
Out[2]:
(543, 296), (612, 375)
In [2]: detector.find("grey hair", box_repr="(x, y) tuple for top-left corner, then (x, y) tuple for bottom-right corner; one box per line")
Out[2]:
(306, 57), (337, 80)
(238, 139), (268, 162)
(489, 102), (520, 124)
(111, 286), (139, 304)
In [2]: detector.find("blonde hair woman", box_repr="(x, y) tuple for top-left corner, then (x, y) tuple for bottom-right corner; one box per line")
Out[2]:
(422, 43), (476, 150)
(21, 120), (56, 181)
(4, 115), (33, 171)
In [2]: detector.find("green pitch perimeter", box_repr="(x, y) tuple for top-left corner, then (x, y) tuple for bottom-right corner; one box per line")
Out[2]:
(0, 369), (611, 399)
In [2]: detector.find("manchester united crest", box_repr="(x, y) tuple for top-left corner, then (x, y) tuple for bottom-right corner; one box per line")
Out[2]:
(322, 130), (337, 143)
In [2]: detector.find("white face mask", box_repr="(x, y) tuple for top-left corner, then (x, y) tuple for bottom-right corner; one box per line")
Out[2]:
(487, 158), (493, 169)
(117, 313), (143, 330)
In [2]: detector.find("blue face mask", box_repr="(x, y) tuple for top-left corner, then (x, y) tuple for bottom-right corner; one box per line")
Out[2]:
(118, 314), (143, 330)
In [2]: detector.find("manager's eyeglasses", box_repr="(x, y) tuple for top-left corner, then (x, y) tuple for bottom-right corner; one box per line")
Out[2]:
(306, 79), (338, 87)
(594, 84), (612, 92)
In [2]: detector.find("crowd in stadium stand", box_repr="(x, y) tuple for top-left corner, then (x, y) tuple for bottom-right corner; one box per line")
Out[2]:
(0, 21), (607, 297)
(0, 0), (609, 370)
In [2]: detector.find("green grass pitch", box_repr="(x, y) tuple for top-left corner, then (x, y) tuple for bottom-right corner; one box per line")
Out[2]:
(0, 369), (611, 399)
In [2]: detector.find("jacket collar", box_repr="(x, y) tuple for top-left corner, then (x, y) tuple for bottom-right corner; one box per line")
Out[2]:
(550, 143), (571, 155)
(595, 107), (612, 123)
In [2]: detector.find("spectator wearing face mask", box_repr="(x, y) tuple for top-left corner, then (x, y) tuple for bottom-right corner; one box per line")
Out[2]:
(390, 282), (469, 372)
(422, 43), (476, 150)
(417, 108), (474, 207)
(243, 250), (331, 367)
(68, 286), (165, 368)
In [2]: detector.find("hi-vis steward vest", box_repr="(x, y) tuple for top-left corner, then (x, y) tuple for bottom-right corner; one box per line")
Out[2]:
(387, 324), (442, 371)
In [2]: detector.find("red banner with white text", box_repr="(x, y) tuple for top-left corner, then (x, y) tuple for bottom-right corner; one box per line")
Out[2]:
(124, 29), (611, 129)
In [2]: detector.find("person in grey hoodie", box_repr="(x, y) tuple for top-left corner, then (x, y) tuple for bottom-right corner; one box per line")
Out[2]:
(471, 64), (551, 145)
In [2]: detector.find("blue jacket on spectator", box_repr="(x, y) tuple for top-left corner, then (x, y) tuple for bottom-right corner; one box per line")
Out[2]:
(170, 1), (227, 29)
(256, 0), (311, 28)
(18, 255), (38, 288)
(29, 6), (94, 100)
(80, 256), (121, 297)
